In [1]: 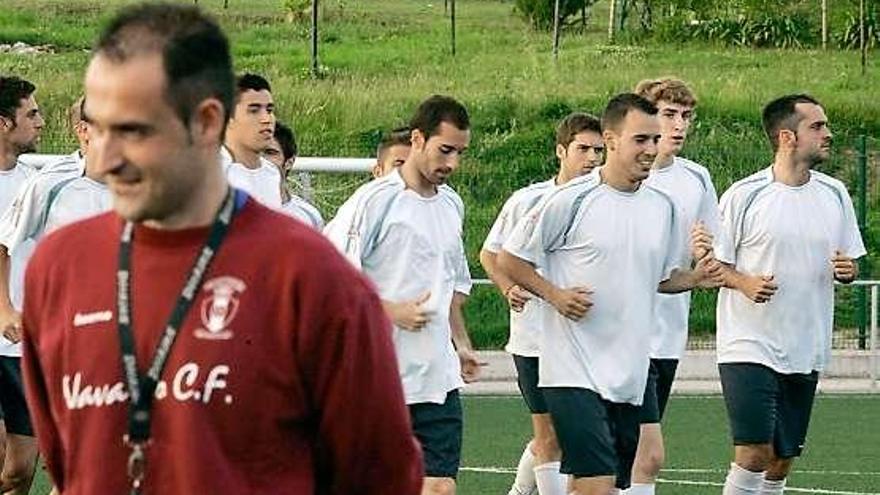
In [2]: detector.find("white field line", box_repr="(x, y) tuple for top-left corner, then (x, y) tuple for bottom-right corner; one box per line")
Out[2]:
(459, 466), (880, 477)
(460, 467), (880, 494)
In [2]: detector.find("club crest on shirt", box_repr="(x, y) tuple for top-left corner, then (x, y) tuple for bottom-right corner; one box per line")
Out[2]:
(194, 276), (246, 340)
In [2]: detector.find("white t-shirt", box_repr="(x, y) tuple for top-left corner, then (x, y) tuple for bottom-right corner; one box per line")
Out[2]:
(42, 150), (85, 175)
(281, 195), (324, 230)
(0, 161), (109, 356)
(220, 147), (282, 208)
(44, 177), (111, 232)
(324, 169), (472, 405)
(0, 161), (37, 356)
(715, 167), (866, 374)
(483, 178), (555, 358)
(643, 156), (720, 359)
(503, 168), (684, 405)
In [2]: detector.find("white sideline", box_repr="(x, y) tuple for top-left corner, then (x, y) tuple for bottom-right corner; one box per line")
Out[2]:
(459, 466), (880, 495)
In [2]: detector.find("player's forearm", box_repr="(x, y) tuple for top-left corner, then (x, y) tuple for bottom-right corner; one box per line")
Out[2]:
(449, 292), (473, 352)
(0, 246), (15, 312)
(720, 263), (750, 292)
(479, 249), (518, 294)
(658, 268), (698, 294)
(497, 250), (558, 303)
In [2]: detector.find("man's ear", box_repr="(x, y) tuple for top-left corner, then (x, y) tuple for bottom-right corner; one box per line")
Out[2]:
(189, 98), (226, 146)
(602, 129), (617, 152)
(778, 128), (797, 151)
(411, 128), (426, 151)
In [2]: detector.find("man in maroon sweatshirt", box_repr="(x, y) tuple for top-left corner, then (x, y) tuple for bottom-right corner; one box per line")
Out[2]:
(21, 3), (422, 494)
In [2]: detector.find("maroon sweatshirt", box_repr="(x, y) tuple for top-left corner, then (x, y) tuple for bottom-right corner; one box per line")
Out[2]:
(22, 198), (422, 494)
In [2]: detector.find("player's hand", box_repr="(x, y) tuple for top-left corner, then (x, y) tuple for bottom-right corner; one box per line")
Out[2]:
(694, 255), (725, 289)
(388, 292), (435, 332)
(503, 284), (532, 312)
(548, 286), (593, 321)
(458, 349), (486, 383)
(690, 221), (714, 261)
(832, 250), (857, 283)
(739, 274), (778, 303)
(0, 306), (22, 344)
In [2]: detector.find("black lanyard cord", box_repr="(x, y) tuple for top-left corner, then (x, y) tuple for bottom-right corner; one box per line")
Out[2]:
(117, 189), (237, 491)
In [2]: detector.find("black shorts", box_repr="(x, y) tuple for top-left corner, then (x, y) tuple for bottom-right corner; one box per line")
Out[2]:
(0, 357), (33, 436)
(639, 358), (679, 424)
(409, 389), (462, 478)
(719, 363), (818, 458)
(543, 387), (640, 490)
(512, 355), (549, 414)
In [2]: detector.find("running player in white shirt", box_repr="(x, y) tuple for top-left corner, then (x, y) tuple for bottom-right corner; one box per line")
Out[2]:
(499, 94), (721, 495)
(325, 95), (480, 495)
(372, 126), (412, 178)
(0, 95), (110, 343)
(0, 75), (43, 495)
(621, 78), (721, 495)
(481, 113), (604, 495)
(39, 99), (87, 177)
(717, 94), (865, 495)
(263, 121), (324, 229)
(222, 73), (282, 207)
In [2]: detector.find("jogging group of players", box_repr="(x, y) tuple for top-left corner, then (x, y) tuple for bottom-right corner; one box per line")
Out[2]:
(0, 2), (866, 495)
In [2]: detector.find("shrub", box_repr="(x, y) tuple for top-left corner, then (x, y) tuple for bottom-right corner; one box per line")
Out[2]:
(513, 0), (598, 30)
(838, 10), (880, 49)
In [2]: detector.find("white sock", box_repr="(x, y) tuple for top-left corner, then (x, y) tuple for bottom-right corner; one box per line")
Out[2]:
(621, 483), (655, 494)
(508, 443), (537, 495)
(723, 463), (765, 495)
(760, 478), (786, 495)
(534, 461), (566, 495)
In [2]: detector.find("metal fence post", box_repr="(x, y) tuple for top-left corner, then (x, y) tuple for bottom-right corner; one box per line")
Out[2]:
(871, 285), (878, 388)
(298, 171), (314, 203)
(858, 134), (868, 348)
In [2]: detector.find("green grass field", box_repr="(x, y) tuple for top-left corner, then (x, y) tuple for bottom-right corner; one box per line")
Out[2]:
(1, 0), (878, 348)
(458, 394), (880, 494)
(22, 393), (880, 494)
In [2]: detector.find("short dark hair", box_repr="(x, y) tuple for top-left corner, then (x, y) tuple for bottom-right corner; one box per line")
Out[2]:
(601, 93), (658, 133)
(408, 95), (469, 140)
(273, 121), (297, 162)
(376, 126), (411, 159)
(556, 112), (601, 148)
(0, 76), (37, 126)
(94, 3), (234, 129)
(235, 73), (271, 99)
(762, 94), (822, 151)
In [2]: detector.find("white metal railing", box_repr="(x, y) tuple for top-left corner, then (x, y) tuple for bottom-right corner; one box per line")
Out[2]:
(19, 153), (375, 173)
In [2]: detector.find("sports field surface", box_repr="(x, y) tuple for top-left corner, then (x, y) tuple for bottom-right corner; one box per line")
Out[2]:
(457, 394), (880, 494)
(21, 394), (879, 494)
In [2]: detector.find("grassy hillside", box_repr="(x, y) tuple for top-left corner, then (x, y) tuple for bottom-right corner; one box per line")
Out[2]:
(1, 0), (877, 348)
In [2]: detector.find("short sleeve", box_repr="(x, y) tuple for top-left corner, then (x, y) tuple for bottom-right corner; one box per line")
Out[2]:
(713, 187), (739, 265)
(837, 185), (867, 259)
(502, 189), (574, 264)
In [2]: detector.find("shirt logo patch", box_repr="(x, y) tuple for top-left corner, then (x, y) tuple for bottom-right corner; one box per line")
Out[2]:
(194, 276), (246, 341)
(72, 310), (114, 327)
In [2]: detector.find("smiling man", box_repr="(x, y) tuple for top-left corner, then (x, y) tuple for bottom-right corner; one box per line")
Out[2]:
(20, 4), (422, 494)
(716, 94), (865, 495)
(498, 93), (721, 495)
(325, 95), (481, 495)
